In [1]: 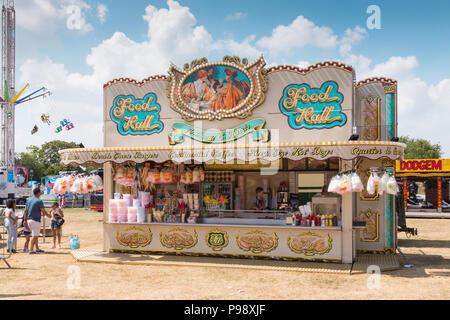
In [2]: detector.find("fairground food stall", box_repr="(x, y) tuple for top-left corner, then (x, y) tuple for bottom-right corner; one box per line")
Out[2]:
(60, 56), (405, 263)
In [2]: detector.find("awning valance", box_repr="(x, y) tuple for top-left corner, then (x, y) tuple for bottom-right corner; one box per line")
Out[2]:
(59, 141), (405, 166)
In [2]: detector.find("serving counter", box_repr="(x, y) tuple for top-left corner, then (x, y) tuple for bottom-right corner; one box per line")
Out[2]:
(105, 219), (343, 261)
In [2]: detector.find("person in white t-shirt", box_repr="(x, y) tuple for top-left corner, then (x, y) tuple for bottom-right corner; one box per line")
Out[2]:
(4, 199), (17, 253)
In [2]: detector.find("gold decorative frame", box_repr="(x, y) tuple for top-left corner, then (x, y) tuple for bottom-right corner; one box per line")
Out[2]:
(205, 229), (229, 251)
(167, 56), (268, 121)
(160, 228), (198, 250)
(287, 232), (333, 256)
(355, 77), (397, 88)
(361, 95), (381, 141)
(116, 226), (152, 248)
(383, 84), (397, 94)
(266, 61), (353, 75)
(103, 75), (168, 89)
(359, 209), (379, 242)
(236, 230), (278, 254)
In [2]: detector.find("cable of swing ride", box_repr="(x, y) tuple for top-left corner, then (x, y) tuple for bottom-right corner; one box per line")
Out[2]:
(15, 91), (51, 105)
(14, 87), (48, 104)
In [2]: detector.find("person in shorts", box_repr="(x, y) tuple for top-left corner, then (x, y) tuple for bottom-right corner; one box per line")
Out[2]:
(50, 202), (64, 249)
(23, 188), (51, 254)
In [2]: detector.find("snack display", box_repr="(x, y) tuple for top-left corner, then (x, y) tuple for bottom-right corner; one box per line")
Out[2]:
(52, 175), (103, 194)
(328, 171), (364, 195)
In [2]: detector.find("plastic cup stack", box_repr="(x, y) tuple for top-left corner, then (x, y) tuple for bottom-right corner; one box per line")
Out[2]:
(117, 199), (128, 223)
(137, 207), (146, 223)
(127, 207), (138, 223)
(109, 199), (119, 223)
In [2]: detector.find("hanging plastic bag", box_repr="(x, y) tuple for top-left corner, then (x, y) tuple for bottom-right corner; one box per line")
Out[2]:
(351, 172), (364, 193)
(339, 174), (350, 194)
(379, 172), (390, 196)
(192, 167), (200, 183)
(180, 171), (186, 184)
(367, 172), (379, 195)
(327, 175), (340, 194)
(386, 174), (399, 195)
(199, 167), (205, 182)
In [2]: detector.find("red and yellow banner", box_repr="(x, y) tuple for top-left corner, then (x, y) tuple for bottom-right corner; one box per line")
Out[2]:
(396, 159), (450, 176)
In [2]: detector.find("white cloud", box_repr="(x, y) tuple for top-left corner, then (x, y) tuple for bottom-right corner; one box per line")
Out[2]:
(213, 35), (261, 60)
(339, 26), (367, 56)
(225, 12), (247, 21)
(256, 16), (338, 54)
(97, 3), (108, 24)
(16, 0), (93, 35)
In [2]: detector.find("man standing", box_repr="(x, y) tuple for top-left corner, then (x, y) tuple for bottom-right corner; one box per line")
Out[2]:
(23, 188), (51, 254)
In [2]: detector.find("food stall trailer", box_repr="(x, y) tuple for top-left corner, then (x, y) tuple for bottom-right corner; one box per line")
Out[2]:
(60, 57), (405, 263)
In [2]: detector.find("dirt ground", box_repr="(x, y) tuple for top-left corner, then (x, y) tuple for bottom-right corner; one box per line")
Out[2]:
(0, 209), (449, 300)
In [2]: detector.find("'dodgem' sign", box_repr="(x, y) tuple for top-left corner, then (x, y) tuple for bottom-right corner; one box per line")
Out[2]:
(111, 93), (164, 135)
(279, 81), (347, 129)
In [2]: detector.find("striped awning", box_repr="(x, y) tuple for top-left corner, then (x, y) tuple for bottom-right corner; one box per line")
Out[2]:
(59, 141), (406, 166)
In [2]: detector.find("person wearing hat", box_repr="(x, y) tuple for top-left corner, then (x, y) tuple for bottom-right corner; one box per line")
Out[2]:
(210, 68), (250, 112)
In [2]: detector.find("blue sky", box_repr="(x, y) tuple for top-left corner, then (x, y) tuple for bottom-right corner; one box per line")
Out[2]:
(13, 0), (450, 156)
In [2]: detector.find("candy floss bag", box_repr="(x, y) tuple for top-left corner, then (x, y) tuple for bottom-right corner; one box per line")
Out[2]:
(379, 172), (390, 196)
(367, 172), (379, 195)
(351, 172), (364, 193)
(386, 174), (399, 195)
(327, 175), (340, 194)
(339, 174), (350, 194)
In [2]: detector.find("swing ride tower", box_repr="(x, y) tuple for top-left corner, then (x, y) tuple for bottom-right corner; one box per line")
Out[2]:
(0, 0), (14, 173)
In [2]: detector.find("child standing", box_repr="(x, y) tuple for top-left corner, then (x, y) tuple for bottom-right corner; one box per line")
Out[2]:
(50, 202), (64, 249)
(23, 219), (31, 252)
(4, 199), (17, 253)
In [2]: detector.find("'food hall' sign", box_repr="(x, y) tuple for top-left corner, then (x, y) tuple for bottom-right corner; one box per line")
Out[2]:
(279, 81), (347, 130)
(111, 93), (163, 135)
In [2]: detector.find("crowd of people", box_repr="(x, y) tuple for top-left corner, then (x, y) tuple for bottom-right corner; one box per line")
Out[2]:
(2, 188), (65, 254)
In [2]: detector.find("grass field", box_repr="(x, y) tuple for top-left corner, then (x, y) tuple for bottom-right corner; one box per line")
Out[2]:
(0, 209), (449, 300)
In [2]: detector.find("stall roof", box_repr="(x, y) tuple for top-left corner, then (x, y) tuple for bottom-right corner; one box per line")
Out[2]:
(59, 141), (405, 167)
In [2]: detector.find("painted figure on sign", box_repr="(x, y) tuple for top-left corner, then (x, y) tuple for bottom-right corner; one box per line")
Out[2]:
(181, 69), (215, 108)
(209, 68), (250, 112)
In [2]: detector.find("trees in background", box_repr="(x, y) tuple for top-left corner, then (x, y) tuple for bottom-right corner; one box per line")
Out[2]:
(399, 136), (442, 159)
(15, 140), (85, 182)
